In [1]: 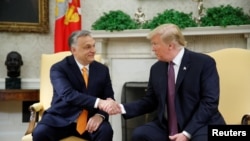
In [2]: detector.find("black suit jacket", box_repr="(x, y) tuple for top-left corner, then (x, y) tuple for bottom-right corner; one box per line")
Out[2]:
(123, 49), (226, 137)
(39, 55), (114, 127)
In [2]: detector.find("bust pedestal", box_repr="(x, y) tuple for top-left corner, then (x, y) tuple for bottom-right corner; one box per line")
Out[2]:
(5, 78), (21, 89)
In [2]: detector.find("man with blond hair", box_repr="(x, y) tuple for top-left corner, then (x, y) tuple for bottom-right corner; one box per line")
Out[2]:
(118, 24), (226, 141)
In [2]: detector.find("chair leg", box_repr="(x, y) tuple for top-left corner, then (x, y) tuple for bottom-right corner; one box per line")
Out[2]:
(24, 106), (38, 135)
(241, 114), (250, 125)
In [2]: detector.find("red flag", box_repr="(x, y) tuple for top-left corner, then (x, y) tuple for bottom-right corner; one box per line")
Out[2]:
(54, 0), (81, 53)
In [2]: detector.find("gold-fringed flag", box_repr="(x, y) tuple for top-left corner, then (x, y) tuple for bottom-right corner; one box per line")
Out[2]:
(54, 0), (81, 53)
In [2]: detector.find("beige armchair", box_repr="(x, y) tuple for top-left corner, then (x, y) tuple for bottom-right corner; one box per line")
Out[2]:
(22, 51), (101, 141)
(207, 48), (250, 125)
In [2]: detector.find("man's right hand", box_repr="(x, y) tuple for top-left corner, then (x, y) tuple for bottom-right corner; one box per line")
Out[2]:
(98, 98), (121, 115)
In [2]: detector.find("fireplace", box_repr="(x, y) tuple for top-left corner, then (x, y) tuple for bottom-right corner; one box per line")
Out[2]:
(121, 81), (157, 141)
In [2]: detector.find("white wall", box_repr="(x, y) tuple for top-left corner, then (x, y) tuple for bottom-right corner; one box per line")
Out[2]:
(0, 0), (249, 78)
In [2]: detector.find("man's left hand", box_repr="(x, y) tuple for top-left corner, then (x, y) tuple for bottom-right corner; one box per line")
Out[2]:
(86, 114), (104, 133)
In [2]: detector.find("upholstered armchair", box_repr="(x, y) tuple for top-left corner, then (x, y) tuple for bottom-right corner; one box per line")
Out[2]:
(22, 51), (101, 141)
(207, 48), (250, 125)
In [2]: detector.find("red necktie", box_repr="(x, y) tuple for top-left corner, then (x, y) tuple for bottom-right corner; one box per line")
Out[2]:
(76, 67), (88, 134)
(167, 61), (178, 135)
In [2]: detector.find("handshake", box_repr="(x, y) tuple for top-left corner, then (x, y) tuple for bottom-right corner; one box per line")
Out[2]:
(98, 98), (122, 115)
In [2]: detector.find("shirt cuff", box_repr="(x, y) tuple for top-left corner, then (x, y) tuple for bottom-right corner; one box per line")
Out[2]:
(94, 98), (100, 108)
(95, 113), (105, 120)
(182, 131), (191, 139)
(120, 104), (126, 114)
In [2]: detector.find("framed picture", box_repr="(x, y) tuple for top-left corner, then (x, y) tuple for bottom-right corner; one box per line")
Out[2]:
(0, 0), (49, 33)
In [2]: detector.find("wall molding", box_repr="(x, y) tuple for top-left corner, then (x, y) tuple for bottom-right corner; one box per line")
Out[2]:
(0, 78), (40, 89)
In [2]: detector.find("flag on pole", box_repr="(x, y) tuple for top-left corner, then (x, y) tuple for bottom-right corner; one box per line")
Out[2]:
(54, 0), (81, 53)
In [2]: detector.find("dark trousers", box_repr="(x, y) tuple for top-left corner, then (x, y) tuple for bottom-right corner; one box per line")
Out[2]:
(132, 121), (207, 141)
(32, 121), (113, 141)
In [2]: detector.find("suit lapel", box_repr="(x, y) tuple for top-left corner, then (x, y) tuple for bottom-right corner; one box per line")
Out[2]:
(68, 55), (86, 88)
(176, 49), (191, 90)
(88, 61), (98, 90)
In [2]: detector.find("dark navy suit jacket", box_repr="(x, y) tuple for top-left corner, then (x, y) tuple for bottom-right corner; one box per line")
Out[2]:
(39, 55), (114, 127)
(123, 49), (226, 137)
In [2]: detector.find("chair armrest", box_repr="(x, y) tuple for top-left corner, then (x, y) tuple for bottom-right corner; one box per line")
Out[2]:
(30, 102), (43, 112)
(24, 102), (43, 135)
(241, 113), (250, 125)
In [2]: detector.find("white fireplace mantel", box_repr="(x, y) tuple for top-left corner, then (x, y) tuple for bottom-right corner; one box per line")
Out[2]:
(92, 25), (250, 51)
(92, 25), (250, 37)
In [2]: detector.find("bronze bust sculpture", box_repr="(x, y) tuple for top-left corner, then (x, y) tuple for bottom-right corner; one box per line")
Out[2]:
(5, 51), (23, 78)
(5, 51), (23, 89)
